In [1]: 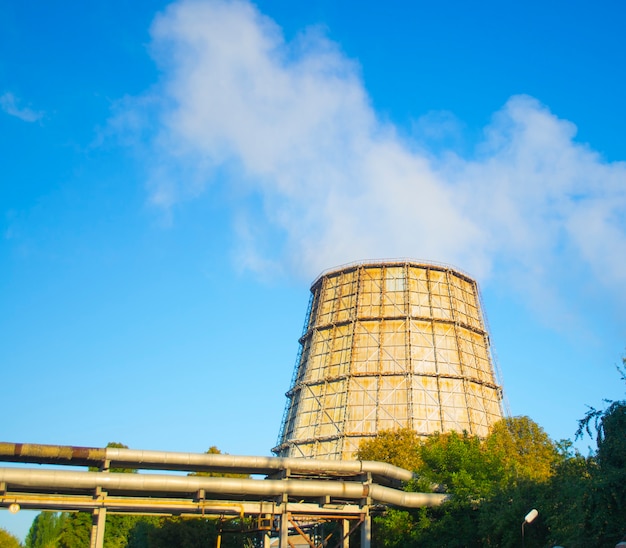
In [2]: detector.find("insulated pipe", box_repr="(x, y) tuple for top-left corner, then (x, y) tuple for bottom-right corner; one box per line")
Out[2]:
(367, 484), (448, 507)
(0, 467), (446, 509)
(0, 443), (414, 483)
(0, 443), (105, 467)
(105, 449), (414, 482)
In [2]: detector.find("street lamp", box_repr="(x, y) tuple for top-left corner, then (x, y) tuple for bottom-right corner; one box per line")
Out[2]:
(522, 508), (538, 547)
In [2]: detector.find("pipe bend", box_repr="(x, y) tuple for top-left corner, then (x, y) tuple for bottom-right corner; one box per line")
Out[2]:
(368, 484), (449, 508)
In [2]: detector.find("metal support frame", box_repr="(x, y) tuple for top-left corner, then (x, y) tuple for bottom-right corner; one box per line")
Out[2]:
(0, 442), (447, 547)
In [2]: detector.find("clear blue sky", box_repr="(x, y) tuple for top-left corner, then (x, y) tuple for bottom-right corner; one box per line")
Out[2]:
(2, 0), (625, 540)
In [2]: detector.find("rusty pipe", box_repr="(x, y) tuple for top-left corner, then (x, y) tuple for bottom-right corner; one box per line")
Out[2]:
(0, 442), (414, 482)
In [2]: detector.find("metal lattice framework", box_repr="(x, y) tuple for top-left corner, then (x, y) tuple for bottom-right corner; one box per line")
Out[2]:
(274, 260), (504, 460)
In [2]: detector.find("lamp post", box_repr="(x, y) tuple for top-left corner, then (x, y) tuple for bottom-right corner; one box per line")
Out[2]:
(522, 508), (538, 547)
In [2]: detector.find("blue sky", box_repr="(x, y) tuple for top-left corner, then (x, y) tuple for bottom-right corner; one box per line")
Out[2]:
(2, 0), (625, 539)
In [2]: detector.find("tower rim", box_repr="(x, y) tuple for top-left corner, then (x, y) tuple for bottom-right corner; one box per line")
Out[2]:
(310, 258), (476, 290)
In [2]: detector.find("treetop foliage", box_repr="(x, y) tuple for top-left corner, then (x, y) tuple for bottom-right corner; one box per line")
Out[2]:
(356, 416), (559, 496)
(355, 427), (422, 471)
(25, 512), (65, 548)
(410, 430), (504, 500)
(486, 416), (560, 484)
(0, 528), (22, 548)
(576, 359), (626, 469)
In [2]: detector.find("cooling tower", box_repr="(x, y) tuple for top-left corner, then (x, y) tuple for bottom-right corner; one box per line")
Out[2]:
(274, 260), (504, 460)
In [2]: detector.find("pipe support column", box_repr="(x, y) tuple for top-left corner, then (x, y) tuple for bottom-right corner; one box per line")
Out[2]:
(90, 507), (106, 548)
(360, 509), (371, 548)
(342, 519), (350, 548)
(279, 511), (289, 548)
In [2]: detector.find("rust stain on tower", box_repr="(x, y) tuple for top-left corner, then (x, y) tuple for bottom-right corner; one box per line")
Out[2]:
(274, 260), (504, 460)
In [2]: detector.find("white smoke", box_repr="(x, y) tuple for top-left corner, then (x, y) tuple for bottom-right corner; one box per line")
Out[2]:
(119, 0), (626, 306)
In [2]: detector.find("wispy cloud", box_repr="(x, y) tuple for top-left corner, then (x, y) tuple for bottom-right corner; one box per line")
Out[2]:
(0, 92), (44, 122)
(116, 0), (626, 309)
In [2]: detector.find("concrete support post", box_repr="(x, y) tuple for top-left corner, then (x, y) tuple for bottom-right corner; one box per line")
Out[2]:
(360, 472), (372, 548)
(91, 467), (108, 548)
(279, 511), (289, 548)
(360, 510), (371, 548)
(90, 507), (106, 548)
(342, 519), (350, 548)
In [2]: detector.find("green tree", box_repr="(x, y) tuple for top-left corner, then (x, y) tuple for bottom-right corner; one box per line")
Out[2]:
(355, 427), (422, 471)
(126, 520), (159, 548)
(144, 518), (217, 548)
(486, 416), (560, 484)
(594, 402), (626, 543)
(25, 512), (66, 548)
(539, 453), (594, 547)
(57, 513), (90, 548)
(368, 430), (499, 547)
(58, 514), (159, 548)
(0, 528), (22, 548)
(476, 479), (550, 547)
(105, 516), (159, 548)
(573, 359), (626, 545)
(412, 430), (504, 500)
(365, 418), (562, 547)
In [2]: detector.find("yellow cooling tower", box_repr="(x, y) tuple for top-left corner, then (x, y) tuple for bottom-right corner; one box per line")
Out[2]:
(273, 260), (504, 460)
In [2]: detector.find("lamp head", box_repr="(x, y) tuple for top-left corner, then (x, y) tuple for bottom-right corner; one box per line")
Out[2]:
(524, 509), (539, 524)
